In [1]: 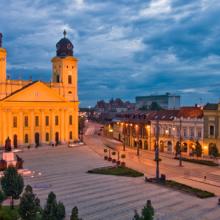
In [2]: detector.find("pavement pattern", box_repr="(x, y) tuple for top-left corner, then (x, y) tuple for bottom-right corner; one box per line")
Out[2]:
(19, 144), (220, 220)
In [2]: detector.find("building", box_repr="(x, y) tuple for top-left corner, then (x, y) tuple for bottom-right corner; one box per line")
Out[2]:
(104, 107), (204, 155)
(136, 93), (180, 110)
(203, 103), (220, 154)
(0, 31), (79, 147)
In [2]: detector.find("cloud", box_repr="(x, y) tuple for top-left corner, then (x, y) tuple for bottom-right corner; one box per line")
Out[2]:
(0, 0), (220, 106)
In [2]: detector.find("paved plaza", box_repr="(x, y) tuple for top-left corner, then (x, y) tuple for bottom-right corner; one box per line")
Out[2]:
(19, 144), (220, 220)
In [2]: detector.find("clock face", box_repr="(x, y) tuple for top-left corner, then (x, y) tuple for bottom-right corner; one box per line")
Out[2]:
(67, 43), (72, 49)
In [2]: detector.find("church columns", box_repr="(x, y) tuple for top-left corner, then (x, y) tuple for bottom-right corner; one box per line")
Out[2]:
(64, 110), (69, 142)
(40, 110), (45, 143)
(30, 111), (34, 145)
(19, 111), (23, 145)
(50, 110), (55, 142)
(7, 110), (12, 140)
(1, 111), (6, 146)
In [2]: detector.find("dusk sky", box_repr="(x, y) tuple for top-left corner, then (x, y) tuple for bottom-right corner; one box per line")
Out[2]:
(1, 0), (220, 107)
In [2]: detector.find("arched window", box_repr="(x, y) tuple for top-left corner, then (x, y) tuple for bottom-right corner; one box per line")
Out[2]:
(24, 134), (28, 143)
(68, 75), (72, 84)
(69, 115), (73, 125)
(69, 131), (73, 140)
(45, 133), (49, 142)
(24, 116), (28, 127)
(55, 116), (59, 125)
(13, 116), (17, 128)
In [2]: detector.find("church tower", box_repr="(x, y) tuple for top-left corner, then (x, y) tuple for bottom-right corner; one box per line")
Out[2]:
(51, 30), (78, 101)
(0, 33), (6, 83)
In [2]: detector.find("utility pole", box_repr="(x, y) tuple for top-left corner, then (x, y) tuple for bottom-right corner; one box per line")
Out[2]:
(155, 119), (160, 181)
(179, 117), (183, 167)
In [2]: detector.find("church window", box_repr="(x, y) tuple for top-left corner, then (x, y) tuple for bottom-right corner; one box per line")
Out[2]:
(35, 116), (39, 127)
(68, 91), (72, 94)
(46, 133), (49, 142)
(56, 75), (60, 83)
(69, 115), (73, 125)
(72, 66), (74, 69)
(45, 116), (49, 126)
(67, 65), (68, 68)
(24, 116), (28, 127)
(69, 131), (73, 140)
(13, 116), (17, 128)
(24, 134), (28, 143)
(68, 75), (72, 84)
(209, 125), (215, 136)
(55, 116), (59, 125)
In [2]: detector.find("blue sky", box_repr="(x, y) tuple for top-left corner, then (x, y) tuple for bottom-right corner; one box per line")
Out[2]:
(1, 0), (220, 107)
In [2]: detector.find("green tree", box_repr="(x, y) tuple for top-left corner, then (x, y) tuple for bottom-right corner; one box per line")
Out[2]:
(194, 141), (202, 157)
(1, 166), (24, 209)
(70, 206), (82, 220)
(19, 185), (41, 220)
(133, 200), (154, 220)
(209, 143), (219, 158)
(0, 191), (5, 208)
(149, 102), (163, 111)
(43, 192), (65, 220)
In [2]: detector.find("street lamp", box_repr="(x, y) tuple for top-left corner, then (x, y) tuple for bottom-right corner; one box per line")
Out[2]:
(155, 119), (160, 181)
(179, 118), (183, 167)
(135, 124), (140, 156)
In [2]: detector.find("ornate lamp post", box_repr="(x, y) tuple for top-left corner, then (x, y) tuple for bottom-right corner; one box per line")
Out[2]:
(155, 119), (160, 181)
(179, 117), (183, 167)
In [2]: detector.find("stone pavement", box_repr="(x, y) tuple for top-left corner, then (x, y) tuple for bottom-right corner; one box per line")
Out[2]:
(18, 145), (220, 220)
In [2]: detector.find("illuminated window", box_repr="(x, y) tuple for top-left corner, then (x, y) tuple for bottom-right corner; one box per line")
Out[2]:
(13, 116), (17, 128)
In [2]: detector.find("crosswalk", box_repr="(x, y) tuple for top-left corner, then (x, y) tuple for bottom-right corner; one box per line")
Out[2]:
(20, 145), (220, 220)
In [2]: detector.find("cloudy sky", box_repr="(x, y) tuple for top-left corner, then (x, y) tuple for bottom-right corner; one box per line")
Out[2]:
(0, 0), (220, 107)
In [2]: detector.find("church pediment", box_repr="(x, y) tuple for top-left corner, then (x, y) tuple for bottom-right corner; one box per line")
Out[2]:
(2, 81), (67, 102)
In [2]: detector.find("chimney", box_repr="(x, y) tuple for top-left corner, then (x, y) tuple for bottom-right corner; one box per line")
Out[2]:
(0, 33), (2, 47)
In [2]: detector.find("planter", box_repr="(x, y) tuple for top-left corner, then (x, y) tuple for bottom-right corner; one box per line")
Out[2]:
(112, 159), (116, 163)
(104, 156), (108, 160)
(108, 157), (112, 161)
(121, 162), (126, 167)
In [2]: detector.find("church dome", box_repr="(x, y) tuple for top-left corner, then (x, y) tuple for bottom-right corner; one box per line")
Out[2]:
(56, 30), (74, 58)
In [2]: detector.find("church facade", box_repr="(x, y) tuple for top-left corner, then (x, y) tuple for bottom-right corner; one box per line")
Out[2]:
(0, 31), (79, 147)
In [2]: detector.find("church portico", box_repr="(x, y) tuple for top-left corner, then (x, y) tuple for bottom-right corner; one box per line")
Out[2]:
(0, 31), (79, 147)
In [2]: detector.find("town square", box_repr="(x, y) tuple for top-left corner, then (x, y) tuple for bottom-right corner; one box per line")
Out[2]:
(1, 0), (220, 219)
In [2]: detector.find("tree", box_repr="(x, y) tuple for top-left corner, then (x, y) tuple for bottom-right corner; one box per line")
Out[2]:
(19, 185), (41, 220)
(1, 166), (24, 209)
(209, 143), (219, 158)
(0, 191), (5, 208)
(43, 192), (65, 220)
(70, 206), (82, 220)
(149, 102), (163, 111)
(194, 141), (202, 157)
(133, 200), (154, 220)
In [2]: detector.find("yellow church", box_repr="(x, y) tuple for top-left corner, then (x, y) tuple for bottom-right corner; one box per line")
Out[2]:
(0, 31), (79, 147)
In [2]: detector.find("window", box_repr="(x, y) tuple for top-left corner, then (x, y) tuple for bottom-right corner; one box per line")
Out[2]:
(45, 116), (49, 126)
(68, 75), (72, 84)
(24, 134), (28, 143)
(69, 131), (72, 140)
(55, 116), (59, 126)
(35, 116), (39, 127)
(24, 116), (28, 127)
(190, 128), (194, 137)
(69, 115), (73, 125)
(183, 128), (187, 138)
(13, 116), (17, 128)
(209, 125), (215, 136)
(56, 75), (60, 83)
(197, 129), (202, 138)
(68, 91), (72, 94)
(45, 133), (49, 142)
